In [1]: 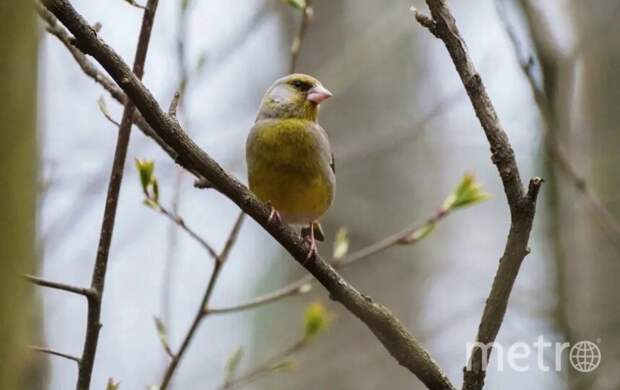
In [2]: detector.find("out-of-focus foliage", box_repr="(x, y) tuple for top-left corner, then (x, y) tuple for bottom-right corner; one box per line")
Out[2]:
(303, 302), (330, 339)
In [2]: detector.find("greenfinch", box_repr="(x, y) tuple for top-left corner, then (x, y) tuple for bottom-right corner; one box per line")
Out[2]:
(246, 74), (335, 259)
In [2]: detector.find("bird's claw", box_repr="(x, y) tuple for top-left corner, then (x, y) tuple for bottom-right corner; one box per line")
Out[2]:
(304, 234), (318, 264)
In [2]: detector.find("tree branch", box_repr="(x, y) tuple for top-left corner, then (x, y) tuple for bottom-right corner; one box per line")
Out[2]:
(159, 212), (245, 389)
(29, 345), (81, 364)
(73, 1), (160, 389)
(41, 0), (455, 388)
(222, 338), (306, 390)
(289, 0), (312, 73)
(207, 205), (453, 315)
(24, 274), (95, 298)
(36, 3), (193, 177)
(413, 2), (542, 389)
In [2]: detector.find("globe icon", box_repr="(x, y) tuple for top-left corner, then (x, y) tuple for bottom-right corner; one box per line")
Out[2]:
(569, 341), (601, 372)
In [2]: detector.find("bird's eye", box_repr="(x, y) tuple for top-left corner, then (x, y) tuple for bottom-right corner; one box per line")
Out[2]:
(291, 80), (310, 91)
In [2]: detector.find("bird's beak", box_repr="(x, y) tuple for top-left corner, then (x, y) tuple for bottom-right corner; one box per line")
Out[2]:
(307, 85), (333, 104)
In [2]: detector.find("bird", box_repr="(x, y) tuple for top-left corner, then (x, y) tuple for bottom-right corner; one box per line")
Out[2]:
(246, 74), (335, 261)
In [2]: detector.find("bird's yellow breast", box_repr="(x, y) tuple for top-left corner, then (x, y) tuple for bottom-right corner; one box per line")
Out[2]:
(246, 118), (334, 224)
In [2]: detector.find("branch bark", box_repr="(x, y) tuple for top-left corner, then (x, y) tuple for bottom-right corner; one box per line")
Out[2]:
(74, 1), (159, 388)
(41, 0), (455, 388)
(413, 2), (542, 389)
(158, 212), (244, 389)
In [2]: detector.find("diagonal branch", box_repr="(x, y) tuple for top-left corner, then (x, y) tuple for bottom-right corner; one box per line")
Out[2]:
(207, 205), (453, 315)
(36, 3), (194, 177)
(41, 0), (455, 388)
(413, 2), (543, 389)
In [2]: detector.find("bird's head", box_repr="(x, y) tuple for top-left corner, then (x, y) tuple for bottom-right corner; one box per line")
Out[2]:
(256, 74), (332, 122)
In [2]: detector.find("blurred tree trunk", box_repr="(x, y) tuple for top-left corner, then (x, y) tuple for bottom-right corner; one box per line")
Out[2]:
(524, 0), (620, 388)
(563, 2), (620, 388)
(0, 1), (41, 389)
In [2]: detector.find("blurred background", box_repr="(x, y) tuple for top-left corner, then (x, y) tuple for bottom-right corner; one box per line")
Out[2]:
(4, 0), (620, 389)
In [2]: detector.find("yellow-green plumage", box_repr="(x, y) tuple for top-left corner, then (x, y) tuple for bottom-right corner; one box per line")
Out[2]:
(246, 74), (335, 225)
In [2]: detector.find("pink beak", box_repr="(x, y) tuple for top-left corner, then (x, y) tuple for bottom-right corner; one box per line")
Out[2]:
(307, 85), (333, 104)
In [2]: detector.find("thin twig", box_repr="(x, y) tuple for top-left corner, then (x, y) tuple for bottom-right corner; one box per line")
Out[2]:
(289, 0), (312, 73)
(29, 345), (81, 364)
(222, 338), (306, 390)
(24, 274), (95, 298)
(414, 2), (542, 390)
(122, 0), (146, 10)
(208, 207), (452, 315)
(35, 2), (187, 172)
(75, 1), (160, 389)
(159, 212), (245, 389)
(41, 1), (456, 388)
(156, 203), (221, 262)
(168, 91), (181, 119)
(161, 0), (192, 344)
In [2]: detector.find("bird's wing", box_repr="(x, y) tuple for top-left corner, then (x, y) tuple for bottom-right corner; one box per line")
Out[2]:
(311, 123), (335, 174)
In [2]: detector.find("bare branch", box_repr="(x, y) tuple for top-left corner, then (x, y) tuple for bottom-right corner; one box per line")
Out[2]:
(41, 1), (456, 388)
(24, 274), (95, 298)
(155, 203), (221, 262)
(289, 0), (313, 73)
(67, 1), (160, 389)
(206, 281), (312, 315)
(29, 345), (81, 364)
(222, 338), (306, 390)
(36, 2), (191, 177)
(414, 1), (543, 389)
(122, 0), (146, 10)
(208, 205), (453, 315)
(159, 212), (245, 389)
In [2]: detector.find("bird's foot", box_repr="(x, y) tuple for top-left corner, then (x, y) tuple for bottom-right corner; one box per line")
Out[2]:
(302, 221), (319, 264)
(303, 234), (318, 264)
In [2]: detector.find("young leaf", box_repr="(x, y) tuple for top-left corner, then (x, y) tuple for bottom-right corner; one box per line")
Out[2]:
(442, 173), (491, 211)
(135, 158), (155, 194)
(223, 346), (244, 385)
(153, 317), (173, 358)
(332, 227), (349, 260)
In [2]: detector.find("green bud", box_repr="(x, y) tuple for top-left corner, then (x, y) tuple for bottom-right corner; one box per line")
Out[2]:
(303, 302), (329, 339)
(153, 317), (171, 356)
(282, 0), (306, 10)
(106, 378), (120, 390)
(442, 173), (491, 211)
(269, 359), (296, 372)
(135, 159), (155, 194)
(332, 228), (349, 260)
(224, 346), (244, 385)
